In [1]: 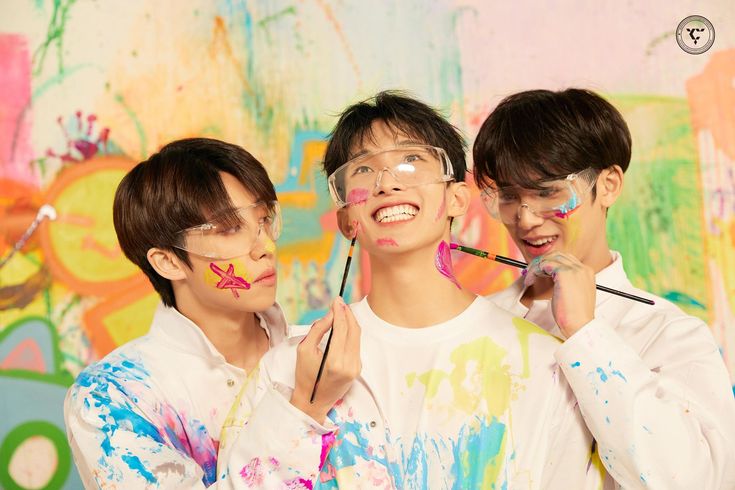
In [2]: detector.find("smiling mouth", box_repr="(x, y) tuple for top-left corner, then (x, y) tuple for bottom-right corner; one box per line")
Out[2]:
(373, 204), (419, 223)
(522, 236), (558, 247)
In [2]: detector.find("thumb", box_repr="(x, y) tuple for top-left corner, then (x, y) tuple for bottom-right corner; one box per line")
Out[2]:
(300, 310), (334, 349)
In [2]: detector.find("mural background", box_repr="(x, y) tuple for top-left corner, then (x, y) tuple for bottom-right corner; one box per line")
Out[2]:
(1, 1), (733, 487)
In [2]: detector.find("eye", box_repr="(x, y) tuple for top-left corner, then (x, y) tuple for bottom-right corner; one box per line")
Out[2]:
(351, 165), (374, 176)
(403, 153), (423, 163)
(538, 188), (559, 199)
(498, 190), (519, 202)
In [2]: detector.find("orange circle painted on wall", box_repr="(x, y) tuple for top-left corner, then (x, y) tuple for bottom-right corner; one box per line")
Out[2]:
(38, 155), (147, 296)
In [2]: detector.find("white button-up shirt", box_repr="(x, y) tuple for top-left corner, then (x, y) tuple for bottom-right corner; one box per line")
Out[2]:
(65, 303), (330, 488)
(489, 251), (735, 489)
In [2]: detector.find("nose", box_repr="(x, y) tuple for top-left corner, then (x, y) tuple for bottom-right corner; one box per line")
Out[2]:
(249, 224), (274, 260)
(373, 167), (406, 195)
(515, 204), (545, 230)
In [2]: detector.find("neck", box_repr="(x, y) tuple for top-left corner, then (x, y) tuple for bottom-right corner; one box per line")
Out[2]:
(367, 238), (475, 327)
(173, 288), (268, 372)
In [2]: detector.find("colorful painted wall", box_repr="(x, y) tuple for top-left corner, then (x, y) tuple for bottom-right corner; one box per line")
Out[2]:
(1, 1), (734, 487)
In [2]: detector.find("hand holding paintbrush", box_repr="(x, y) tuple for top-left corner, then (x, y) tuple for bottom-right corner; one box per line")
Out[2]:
(289, 231), (361, 423)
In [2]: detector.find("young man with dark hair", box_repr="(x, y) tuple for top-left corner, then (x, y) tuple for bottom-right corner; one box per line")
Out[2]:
(64, 138), (360, 488)
(234, 92), (593, 488)
(472, 88), (735, 489)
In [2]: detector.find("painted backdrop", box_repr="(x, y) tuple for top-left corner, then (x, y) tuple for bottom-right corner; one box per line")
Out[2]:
(1, 1), (734, 488)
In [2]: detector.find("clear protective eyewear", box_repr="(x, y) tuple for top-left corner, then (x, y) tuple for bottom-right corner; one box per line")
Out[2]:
(327, 145), (455, 208)
(173, 201), (281, 260)
(480, 167), (599, 223)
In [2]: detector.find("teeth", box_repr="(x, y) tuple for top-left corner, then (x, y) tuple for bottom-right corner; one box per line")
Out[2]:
(526, 237), (555, 246)
(375, 204), (418, 223)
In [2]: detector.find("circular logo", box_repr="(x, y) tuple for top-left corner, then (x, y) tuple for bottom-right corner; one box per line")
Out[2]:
(676, 15), (715, 54)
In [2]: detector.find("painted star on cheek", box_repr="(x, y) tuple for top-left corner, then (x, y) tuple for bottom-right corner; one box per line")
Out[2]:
(209, 263), (251, 298)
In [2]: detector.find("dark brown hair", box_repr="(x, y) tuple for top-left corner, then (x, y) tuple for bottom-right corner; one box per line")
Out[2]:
(113, 138), (276, 307)
(323, 90), (467, 182)
(472, 88), (631, 192)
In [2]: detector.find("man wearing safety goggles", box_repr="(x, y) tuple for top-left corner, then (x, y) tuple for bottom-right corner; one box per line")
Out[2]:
(239, 91), (594, 488)
(473, 88), (735, 489)
(64, 138), (360, 488)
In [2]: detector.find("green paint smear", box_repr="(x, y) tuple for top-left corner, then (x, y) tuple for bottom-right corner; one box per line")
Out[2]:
(607, 95), (708, 321)
(115, 93), (148, 159)
(32, 0), (78, 77)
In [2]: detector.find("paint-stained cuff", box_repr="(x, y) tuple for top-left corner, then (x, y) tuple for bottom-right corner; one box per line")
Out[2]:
(229, 387), (337, 486)
(554, 318), (632, 371)
(257, 384), (338, 435)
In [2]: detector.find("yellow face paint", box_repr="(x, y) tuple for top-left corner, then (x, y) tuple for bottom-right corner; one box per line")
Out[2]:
(204, 258), (252, 298)
(263, 235), (276, 255)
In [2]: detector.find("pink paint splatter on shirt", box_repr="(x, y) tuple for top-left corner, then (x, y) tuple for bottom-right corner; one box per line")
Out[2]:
(320, 432), (337, 469)
(285, 478), (314, 489)
(376, 238), (398, 247)
(209, 263), (251, 298)
(240, 458), (264, 485)
(346, 188), (369, 206)
(434, 240), (461, 289)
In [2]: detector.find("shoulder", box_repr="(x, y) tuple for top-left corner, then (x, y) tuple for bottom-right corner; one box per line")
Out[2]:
(474, 296), (560, 344)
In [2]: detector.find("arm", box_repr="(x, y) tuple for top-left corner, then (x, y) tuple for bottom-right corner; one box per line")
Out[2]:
(220, 297), (361, 488)
(540, 367), (596, 490)
(557, 316), (735, 489)
(65, 377), (214, 489)
(528, 252), (735, 489)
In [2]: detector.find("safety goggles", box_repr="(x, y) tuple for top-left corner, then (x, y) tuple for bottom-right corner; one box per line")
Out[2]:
(327, 145), (454, 208)
(173, 201), (281, 260)
(480, 167), (599, 223)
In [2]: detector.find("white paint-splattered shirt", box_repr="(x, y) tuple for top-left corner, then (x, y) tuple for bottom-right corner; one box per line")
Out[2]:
(489, 251), (735, 489)
(228, 295), (594, 489)
(64, 302), (330, 489)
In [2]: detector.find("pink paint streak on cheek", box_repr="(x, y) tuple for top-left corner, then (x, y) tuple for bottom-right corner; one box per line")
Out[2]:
(209, 262), (251, 298)
(376, 238), (398, 247)
(434, 240), (461, 289)
(346, 188), (369, 206)
(434, 194), (446, 222)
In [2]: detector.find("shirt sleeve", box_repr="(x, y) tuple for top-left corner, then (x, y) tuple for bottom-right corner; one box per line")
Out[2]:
(65, 378), (212, 488)
(217, 344), (337, 488)
(556, 317), (735, 490)
(539, 366), (597, 490)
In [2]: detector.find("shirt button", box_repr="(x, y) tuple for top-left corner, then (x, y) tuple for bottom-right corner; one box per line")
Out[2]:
(369, 421), (377, 428)
(227, 379), (235, 387)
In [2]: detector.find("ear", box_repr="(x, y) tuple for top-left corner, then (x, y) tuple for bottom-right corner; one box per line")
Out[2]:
(597, 165), (624, 208)
(336, 208), (357, 239)
(147, 247), (188, 281)
(446, 181), (471, 218)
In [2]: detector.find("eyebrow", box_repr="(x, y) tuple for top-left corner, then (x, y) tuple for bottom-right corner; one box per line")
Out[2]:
(347, 139), (427, 161)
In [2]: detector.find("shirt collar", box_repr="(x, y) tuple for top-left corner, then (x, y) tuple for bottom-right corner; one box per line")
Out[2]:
(147, 301), (293, 363)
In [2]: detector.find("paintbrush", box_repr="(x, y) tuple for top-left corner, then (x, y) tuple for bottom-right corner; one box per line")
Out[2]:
(450, 243), (655, 305)
(310, 234), (358, 403)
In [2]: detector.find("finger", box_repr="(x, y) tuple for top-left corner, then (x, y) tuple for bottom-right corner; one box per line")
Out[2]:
(545, 252), (580, 268)
(327, 297), (349, 356)
(342, 304), (362, 357)
(300, 310), (334, 349)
